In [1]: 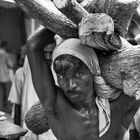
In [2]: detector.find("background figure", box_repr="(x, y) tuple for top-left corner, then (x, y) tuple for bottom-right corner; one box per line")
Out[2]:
(0, 40), (14, 113)
(44, 42), (56, 66)
(8, 36), (57, 140)
(18, 44), (28, 67)
(8, 56), (40, 140)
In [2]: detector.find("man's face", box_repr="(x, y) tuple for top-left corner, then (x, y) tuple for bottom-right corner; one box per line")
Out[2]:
(44, 43), (55, 65)
(56, 61), (94, 106)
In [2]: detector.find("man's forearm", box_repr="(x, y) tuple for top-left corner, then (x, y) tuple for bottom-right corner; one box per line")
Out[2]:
(26, 28), (57, 111)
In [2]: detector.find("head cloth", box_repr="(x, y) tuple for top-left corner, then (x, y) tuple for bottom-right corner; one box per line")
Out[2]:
(52, 38), (100, 76)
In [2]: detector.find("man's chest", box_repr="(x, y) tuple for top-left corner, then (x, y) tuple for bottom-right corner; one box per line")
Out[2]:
(51, 96), (99, 140)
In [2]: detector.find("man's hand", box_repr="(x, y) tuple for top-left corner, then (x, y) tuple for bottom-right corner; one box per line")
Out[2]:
(0, 111), (6, 121)
(27, 26), (55, 51)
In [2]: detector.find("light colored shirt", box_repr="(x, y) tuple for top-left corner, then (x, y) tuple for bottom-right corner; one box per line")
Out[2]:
(0, 49), (13, 82)
(8, 56), (57, 140)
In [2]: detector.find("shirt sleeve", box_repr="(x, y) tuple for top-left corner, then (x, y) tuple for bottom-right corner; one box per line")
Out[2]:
(8, 67), (25, 105)
(6, 53), (15, 69)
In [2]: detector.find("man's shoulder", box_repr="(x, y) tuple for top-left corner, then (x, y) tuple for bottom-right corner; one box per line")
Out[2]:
(0, 49), (6, 54)
(110, 93), (140, 129)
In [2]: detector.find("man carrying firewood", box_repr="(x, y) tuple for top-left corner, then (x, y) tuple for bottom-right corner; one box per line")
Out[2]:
(12, 0), (140, 140)
(25, 26), (140, 140)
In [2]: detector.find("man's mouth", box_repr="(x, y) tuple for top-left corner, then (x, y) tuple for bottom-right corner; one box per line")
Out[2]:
(66, 91), (80, 98)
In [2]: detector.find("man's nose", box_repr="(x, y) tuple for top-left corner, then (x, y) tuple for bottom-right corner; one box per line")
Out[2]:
(46, 53), (51, 60)
(67, 79), (76, 90)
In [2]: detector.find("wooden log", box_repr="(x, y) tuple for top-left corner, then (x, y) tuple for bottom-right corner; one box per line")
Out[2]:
(14, 0), (78, 39)
(80, 0), (139, 37)
(0, 120), (27, 139)
(99, 38), (140, 98)
(25, 101), (47, 134)
(53, 0), (89, 25)
(79, 13), (121, 51)
(25, 101), (49, 135)
(53, 0), (121, 51)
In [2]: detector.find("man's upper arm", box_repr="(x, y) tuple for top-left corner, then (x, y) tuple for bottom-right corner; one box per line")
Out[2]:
(122, 96), (140, 129)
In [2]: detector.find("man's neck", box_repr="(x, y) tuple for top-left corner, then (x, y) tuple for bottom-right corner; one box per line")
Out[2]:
(75, 95), (96, 114)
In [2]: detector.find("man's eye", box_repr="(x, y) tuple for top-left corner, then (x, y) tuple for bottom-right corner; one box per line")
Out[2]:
(58, 74), (63, 79)
(75, 73), (82, 77)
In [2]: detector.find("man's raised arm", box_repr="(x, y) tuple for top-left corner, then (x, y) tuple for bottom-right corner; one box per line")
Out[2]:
(26, 27), (56, 112)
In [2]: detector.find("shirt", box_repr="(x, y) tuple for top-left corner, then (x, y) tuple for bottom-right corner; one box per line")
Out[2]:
(0, 49), (13, 82)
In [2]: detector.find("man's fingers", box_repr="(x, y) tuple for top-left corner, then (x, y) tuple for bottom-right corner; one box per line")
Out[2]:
(0, 116), (7, 121)
(0, 111), (5, 116)
(0, 111), (6, 121)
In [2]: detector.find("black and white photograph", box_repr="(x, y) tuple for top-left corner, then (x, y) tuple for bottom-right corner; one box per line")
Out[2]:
(0, 0), (140, 140)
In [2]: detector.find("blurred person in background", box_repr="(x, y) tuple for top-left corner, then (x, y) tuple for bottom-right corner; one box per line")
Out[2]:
(18, 44), (28, 67)
(8, 56), (40, 140)
(0, 40), (14, 113)
(8, 26), (57, 140)
(44, 42), (56, 66)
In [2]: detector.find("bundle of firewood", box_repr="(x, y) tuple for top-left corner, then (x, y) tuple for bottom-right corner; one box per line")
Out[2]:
(13, 0), (140, 96)
(13, 0), (138, 38)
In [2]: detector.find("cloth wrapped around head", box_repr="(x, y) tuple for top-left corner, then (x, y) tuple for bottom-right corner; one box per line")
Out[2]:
(52, 38), (100, 75)
(52, 38), (120, 99)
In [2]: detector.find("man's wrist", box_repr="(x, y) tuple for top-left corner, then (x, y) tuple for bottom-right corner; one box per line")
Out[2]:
(27, 27), (55, 51)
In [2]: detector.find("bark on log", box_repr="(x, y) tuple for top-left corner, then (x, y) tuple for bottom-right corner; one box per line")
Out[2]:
(25, 101), (47, 135)
(53, 0), (89, 25)
(14, 0), (78, 39)
(99, 38), (140, 97)
(79, 13), (121, 51)
(53, 0), (121, 51)
(80, 0), (139, 36)
(25, 101), (49, 135)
